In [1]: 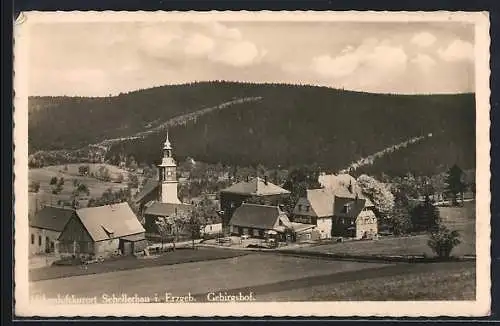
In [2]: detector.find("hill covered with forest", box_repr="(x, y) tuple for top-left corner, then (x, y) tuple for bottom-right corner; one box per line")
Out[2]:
(28, 81), (475, 176)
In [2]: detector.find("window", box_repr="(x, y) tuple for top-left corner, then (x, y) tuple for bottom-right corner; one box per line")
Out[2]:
(305, 206), (310, 212)
(343, 204), (350, 214)
(38, 235), (42, 246)
(31, 234), (34, 245)
(298, 205), (302, 211)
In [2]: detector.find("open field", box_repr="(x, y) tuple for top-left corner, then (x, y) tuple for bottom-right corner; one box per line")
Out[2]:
(299, 201), (475, 257)
(30, 247), (249, 281)
(28, 164), (130, 214)
(257, 260), (475, 301)
(30, 253), (475, 301)
(30, 253), (390, 300)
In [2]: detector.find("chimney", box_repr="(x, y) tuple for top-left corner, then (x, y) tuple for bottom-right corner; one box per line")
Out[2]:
(348, 180), (353, 193)
(264, 176), (268, 185)
(246, 175), (249, 182)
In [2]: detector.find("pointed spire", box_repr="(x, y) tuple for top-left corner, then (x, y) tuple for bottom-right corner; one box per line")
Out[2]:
(163, 130), (172, 150)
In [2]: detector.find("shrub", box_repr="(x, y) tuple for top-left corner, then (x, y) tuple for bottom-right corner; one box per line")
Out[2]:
(29, 181), (40, 193)
(427, 225), (461, 259)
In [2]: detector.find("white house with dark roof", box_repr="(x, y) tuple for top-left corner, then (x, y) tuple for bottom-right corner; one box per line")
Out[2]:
(29, 206), (75, 256)
(57, 202), (147, 258)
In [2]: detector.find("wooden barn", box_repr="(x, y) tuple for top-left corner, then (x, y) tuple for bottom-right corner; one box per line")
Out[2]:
(57, 202), (147, 258)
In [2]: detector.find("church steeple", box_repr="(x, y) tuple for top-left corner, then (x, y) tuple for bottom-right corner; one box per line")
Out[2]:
(163, 131), (172, 158)
(158, 131), (181, 204)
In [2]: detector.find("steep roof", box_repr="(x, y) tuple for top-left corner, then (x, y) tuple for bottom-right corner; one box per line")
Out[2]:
(317, 173), (374, 206)
(133, 179), (159, 204)
(333, 196), (367, 219)
(144, 201), (192, 217)
(229, 203), (290, 230)
(30, 206), (75, 232)
(75, 202), (145, 242)
(221, 177), (290, 196)
(293, 189), (335, 217)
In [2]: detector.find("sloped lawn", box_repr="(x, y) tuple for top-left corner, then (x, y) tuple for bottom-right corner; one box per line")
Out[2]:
(30, 247), (248, 281)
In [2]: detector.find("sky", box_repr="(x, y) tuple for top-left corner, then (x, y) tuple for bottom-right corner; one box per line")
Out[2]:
(29, 21), (475, 96)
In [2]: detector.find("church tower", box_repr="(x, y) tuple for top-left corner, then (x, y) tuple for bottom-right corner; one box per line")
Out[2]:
(158, 132), (181, 204)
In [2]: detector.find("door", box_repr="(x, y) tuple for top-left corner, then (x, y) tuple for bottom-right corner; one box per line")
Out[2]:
(122, 241), (132, 255)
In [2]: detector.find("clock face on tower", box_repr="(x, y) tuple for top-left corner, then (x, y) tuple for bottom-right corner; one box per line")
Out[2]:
(164, 167), (176, 181)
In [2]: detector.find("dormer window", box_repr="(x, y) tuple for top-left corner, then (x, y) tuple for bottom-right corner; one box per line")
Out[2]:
(102, 225), (115, 238)
(343, 204), (351, 214)
(305, 205), (310, 212)
(298, 204), (302, 211)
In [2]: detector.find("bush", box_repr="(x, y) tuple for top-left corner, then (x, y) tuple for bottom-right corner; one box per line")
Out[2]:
(29, 181), (40, 193)
(427, 225), (461, 259)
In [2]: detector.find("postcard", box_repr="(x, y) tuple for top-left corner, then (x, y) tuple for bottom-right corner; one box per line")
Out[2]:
(14, 11), (491, 317)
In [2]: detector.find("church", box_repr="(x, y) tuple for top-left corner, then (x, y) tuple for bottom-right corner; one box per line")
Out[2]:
(136, 133), (192, 239)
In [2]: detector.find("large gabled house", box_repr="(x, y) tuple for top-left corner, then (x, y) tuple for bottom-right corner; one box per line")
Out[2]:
(57, 202), (147, 258)
(291, 173), (377, 239)
(220, 176), (291, 230)
(291, 189), (335, 239)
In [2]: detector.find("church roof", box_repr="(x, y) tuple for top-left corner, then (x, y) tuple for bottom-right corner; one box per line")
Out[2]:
(220, 177), (290, 196)
(144, 201), (192, 217)
(133, 179), (159, 204)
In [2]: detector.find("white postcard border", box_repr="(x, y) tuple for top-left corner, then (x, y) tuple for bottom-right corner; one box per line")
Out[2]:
(14, 11), (491, 317)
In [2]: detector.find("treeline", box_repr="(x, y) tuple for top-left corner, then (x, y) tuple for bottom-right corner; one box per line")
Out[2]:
(29, 81), (475, 177)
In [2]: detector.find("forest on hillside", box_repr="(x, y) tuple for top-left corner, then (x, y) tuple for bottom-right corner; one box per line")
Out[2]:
(28, 81), (475, 177)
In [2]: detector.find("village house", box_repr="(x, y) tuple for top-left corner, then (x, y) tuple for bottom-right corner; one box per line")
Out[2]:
(29, 206), (74, 256)
(219, 176), (291, 231)
(57, 202), (147, 258)
(291, 189), (335, 240)
(229, 203), (316, 242)
(291, 172), (377, 239)
(331, 195), (378, 239)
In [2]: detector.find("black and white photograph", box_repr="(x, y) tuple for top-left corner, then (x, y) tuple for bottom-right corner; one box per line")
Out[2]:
(14, 11), (490, 317)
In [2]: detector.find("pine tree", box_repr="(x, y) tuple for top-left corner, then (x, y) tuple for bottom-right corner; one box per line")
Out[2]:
(445, 164), (466, 206)
(411, 195), (440, 231)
